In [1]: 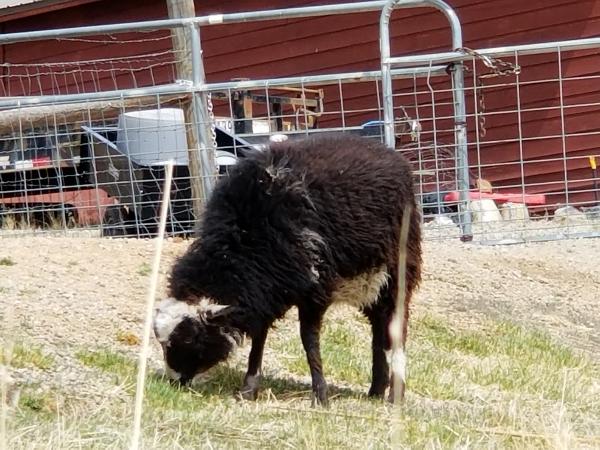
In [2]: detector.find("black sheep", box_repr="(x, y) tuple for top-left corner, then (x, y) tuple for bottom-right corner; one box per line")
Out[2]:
(152, 133), (422, 406)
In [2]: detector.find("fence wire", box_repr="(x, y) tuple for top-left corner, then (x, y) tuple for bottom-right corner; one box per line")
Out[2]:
(0, 27), (599, 244)
(0, 31), (192, 238)
(453, 46), (600, 244)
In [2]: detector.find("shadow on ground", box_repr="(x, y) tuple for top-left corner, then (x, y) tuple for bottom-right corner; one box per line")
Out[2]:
(148, 365), (366, 402)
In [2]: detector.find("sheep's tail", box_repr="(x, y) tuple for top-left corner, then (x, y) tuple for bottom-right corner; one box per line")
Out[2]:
(388, 203), (413, 404)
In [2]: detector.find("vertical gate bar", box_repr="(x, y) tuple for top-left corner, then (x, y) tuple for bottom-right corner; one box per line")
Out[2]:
(426, 67), (442, 218)
(557, 47), (571, 231)
(17, 105), (32, 230)
(338, 79), (347, 131)
(51, 111), (68, 234)
(451, 59), (473, 241)
(514, 51), (527, 226)
(189, 23), (217, 207)
(379, 2), (395, 150)
(411, 75), (425, 202)
(471, 58), (483, 197)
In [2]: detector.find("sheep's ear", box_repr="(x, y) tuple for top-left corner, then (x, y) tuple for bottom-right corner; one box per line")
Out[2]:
(196, 298), (233, 321)
(202, 303), (232, 319)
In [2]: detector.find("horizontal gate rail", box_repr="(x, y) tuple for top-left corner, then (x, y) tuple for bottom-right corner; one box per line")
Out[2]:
(385, 36), (600, 67)
(0, 67), (448, 109)
(0, 2), (390, 45)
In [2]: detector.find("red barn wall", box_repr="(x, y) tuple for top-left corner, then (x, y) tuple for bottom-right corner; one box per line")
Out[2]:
(2, 0), (600, 207)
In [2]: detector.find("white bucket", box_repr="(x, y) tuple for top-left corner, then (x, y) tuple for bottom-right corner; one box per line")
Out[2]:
(469, 199), (503, 223)
(117, 108), (189, 166)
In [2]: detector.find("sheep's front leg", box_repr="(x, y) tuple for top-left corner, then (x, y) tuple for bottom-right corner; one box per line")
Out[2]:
(299, 306), (328, 407)
(238, 327), (268, 401)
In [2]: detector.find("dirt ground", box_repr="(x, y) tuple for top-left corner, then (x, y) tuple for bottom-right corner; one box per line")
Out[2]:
(1, 235), (599, 408)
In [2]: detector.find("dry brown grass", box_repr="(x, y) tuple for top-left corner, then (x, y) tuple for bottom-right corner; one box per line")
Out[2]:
(1, 236), (599, 449)
(2, 308), (599, 449)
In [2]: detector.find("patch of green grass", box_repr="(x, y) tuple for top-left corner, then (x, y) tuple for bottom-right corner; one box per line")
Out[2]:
(76, 347), (245, 407)
(0, 343), (54, 370)
(411, 315), (594, 401)
(276, 318), (372, 386)
(0, 256), (15, 266)
(8, 314), (599, 449)
(273, 311), (597, 407)
(19, 391), (57, 416)
(75, 348), (132, 375)
(137, 262), (151, 276)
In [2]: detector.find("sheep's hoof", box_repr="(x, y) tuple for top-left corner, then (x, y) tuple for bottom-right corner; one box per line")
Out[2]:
(367, 384), (388, 399)
(237, 375), (260, 401)
(236, 387), (258, 401)
(311, 384), (329, 408)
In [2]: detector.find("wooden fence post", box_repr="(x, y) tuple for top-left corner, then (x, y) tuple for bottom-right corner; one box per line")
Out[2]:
(167, 0), (212, 225)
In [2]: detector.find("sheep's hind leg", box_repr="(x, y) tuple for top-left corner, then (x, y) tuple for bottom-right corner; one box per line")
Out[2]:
(238, 327), (269, 401)
(298, 305), (328, 407)
(363, 301), (392, 399)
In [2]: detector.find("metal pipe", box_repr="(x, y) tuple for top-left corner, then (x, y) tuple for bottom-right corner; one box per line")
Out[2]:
(379, 0), (472, 241)
(450, 60), (472, 242)
(379, 0), (462, 150)
(386, 36), (600, 66)
(0, 0), (474, 47)
(379, 3), (396, 149)
(0, 2), (390, 45)
(0, 82), (193, 108)
(203, 1), (389, 25)
(201, 66), (448, 90)
(189, 23), (217, 200)
(0, 67), (448, 109)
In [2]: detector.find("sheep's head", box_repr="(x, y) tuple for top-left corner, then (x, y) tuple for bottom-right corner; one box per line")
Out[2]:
(152, 297), (240, 385)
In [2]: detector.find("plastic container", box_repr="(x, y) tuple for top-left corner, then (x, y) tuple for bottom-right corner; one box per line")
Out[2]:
(116, 108), (189, 166)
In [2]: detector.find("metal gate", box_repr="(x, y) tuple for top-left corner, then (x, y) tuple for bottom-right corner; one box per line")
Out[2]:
(0, 0), (598, 244)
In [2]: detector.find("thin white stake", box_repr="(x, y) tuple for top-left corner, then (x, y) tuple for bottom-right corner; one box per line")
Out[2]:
(1, 287), (16, 450)
(0, 345), (13, 450)
(389, 204), (412, 405)
(130, 160), (175, 450)
(389, 205), (412, 449)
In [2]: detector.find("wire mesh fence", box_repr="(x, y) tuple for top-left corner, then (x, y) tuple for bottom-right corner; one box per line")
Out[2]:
(0, 8), (599, 244)
(435, 44), (600, 244)
(0, 32), (180, 97)
(0, 28), (196, 237)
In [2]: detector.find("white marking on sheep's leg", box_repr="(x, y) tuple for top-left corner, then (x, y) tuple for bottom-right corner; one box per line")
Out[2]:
(385, 349), (393, 389)
(391, 349), (407, 384)
(383, 348), (406, 389)
(240, 327), (268, 401)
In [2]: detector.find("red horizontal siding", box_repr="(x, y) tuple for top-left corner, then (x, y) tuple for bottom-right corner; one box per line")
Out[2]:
(1, 0), (600, 208)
